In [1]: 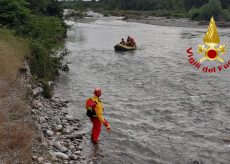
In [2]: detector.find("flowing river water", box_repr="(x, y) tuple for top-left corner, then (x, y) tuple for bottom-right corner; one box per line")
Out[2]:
(54, 15), (230, 164)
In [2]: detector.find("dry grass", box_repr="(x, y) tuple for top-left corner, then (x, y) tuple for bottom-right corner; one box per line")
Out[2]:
(0, 28), (30, 79)
(0, 28), (33, 163)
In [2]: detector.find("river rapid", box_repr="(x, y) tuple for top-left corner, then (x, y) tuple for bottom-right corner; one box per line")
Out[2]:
(54, 15), (230, 164)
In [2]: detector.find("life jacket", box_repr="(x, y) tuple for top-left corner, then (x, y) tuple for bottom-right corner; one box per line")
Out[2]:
(85, 98), (97, 117)
(130, 38), (136, 46)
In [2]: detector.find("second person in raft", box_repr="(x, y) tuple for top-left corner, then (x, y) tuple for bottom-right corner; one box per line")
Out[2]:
(126, 36), (136, 47)
(85, 88), (111, 144)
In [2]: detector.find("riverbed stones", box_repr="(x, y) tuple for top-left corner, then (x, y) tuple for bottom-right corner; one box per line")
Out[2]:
(69, 154), (78, 160)
(32, 95), (84, 163)
(46, 130), (54, 137)
(53, 124), (63, 131)
(54, 141), (68, 152)
(65, 115), (74, 121)
(74, 150), (81, 155)
(37, 157), (44, 163)
(33, 87), (43, 97)
(54, 152), (69, 160)
(66, 132), (83, 140)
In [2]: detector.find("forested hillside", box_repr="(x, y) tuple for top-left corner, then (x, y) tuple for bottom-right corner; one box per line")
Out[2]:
(69, 0), (230, 21)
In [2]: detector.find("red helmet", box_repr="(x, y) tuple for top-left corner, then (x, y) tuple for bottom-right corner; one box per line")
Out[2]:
(94, 88), (102, 97)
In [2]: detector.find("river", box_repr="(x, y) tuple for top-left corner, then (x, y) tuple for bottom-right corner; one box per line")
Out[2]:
(54, 15), (230, 164)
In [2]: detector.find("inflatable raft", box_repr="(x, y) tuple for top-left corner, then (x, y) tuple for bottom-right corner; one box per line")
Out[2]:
(114, 44), (136, 51)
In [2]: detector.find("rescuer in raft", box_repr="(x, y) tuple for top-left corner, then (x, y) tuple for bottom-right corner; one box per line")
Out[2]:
(126, 36), (136, 47)
(85, 88), (111, 144)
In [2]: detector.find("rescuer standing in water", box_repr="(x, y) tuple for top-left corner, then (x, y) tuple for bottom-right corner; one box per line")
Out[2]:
(85, 88), (111, 144)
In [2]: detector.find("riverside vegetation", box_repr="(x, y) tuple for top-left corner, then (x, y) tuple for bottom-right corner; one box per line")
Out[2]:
(0, 0), (71, 163)
(67, 0), (230, 22)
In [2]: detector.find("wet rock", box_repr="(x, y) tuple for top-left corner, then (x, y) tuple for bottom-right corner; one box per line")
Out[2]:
(54, 152), (69, 160)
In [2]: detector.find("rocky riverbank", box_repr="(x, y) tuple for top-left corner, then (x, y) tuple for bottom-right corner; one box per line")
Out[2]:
(125, 16), (230, 28)
(31, 88), (86, 164)
(125, 16), (201, 28)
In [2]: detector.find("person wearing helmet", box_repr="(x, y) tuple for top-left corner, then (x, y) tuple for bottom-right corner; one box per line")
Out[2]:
(120, 38), (126, 45)
(85, 88), (111, 144)
(126, 36), (136, 47)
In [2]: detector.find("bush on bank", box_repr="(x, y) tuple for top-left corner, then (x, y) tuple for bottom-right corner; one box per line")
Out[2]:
(189, 0), (228, 21)
(0, 0), (68, 98)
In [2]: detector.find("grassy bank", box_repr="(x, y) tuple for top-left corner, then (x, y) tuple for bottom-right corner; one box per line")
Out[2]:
(0, 0), (68, 162)
(0, 28), (30, 78)
(0, 0), (68, 98)
(0, 28), (33, 163)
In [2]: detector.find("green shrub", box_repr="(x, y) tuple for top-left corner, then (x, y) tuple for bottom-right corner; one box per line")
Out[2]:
(0, 0), (30, 27)
(41, 80), (52, 99)
(189, 0), (224, 21)
(223, 9), (230, 21)
(189, 8), (202, 20)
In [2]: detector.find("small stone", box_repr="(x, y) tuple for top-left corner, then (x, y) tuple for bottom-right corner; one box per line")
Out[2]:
(65, 115), (74, 121)
(39, 117), (46, 124)
(74, 151), (81, 155)
(56, 132), (62, 136)
(66, 133), (83, 140)
(54, 124), (62, 131)
(69, 145), (75, 150)
(33, 87), (43, 97)
(69, 154), (78, 160)
(46, 130), (54, 137)
(42, 142), (48, 147)
(32, 156), (38, 160)
(54, 152), (69, 160)
(38, 157), (44, 163)
(54, 141), (68, 153)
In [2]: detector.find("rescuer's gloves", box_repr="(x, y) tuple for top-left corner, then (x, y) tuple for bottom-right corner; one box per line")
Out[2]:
(104, 119), (111, 132)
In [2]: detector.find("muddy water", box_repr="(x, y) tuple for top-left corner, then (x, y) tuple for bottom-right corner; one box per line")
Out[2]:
(55, 16), (230, 164)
